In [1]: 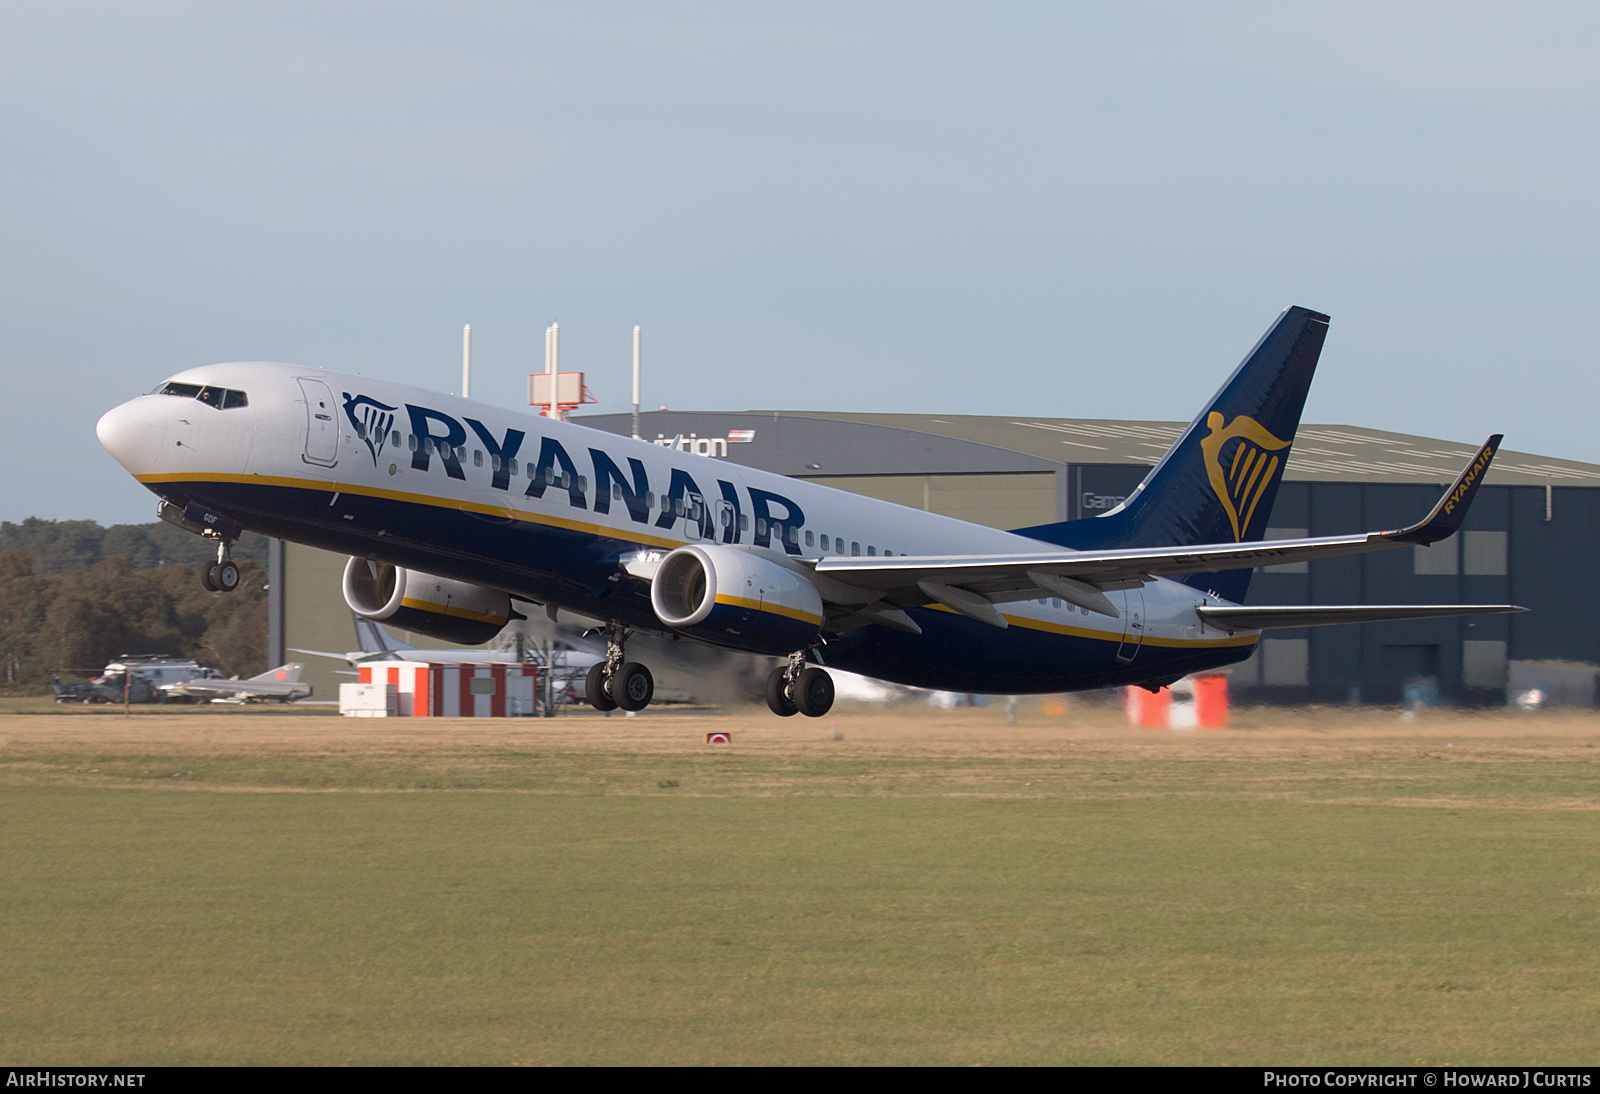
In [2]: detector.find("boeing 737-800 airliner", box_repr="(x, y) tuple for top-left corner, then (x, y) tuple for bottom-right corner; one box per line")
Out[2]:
(96, 306), (1520, 717)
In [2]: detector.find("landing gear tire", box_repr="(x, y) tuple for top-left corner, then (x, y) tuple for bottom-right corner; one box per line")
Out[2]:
(614, 662), (654, 712)
(765, 665), (798, 717)
(586, 661), (617, 712)
(201, 562), (220, 592)
(795, 667), (835, 718)
(215, 561), (240, 592)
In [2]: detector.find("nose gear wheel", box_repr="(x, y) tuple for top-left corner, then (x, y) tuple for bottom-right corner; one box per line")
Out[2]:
(201, 538), (240, 594)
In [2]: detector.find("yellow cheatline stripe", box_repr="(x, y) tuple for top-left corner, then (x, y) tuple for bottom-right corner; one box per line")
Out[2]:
(135, 471), (689, 551)
(399, 597), (508, 626)
(922, 603), (1258, 648)
(714, 594), (823, 626)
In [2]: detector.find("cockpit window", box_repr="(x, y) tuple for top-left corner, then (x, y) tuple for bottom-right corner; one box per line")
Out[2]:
(155, 382), (249, 409)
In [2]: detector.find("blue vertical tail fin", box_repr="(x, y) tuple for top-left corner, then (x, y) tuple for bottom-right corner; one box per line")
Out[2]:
(1011, 305), (1331, 603)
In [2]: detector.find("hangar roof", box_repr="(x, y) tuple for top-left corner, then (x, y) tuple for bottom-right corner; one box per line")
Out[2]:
(575, 410), (1600, 487)
(781, 413), (1600, 486)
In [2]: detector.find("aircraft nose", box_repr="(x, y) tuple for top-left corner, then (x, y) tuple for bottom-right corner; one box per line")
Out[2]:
(97, 396), (168, 473)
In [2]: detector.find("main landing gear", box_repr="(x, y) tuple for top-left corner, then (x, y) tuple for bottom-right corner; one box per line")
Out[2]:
(586, 623), (654, 713)
(766, 651), (834, 718)
(200, 538), (240, 594)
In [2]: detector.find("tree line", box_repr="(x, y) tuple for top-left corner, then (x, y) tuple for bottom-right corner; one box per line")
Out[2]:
(0, 518), (271, 692)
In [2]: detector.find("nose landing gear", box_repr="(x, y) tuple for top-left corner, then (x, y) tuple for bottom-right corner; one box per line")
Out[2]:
(586, 622), (654, 712)
(766, 651), (834, 718)
(201, 539), (240, 593)
(156, 500), (243, 594)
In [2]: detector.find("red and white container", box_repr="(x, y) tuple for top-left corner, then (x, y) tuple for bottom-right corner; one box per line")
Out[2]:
(357, 662), (539, 717)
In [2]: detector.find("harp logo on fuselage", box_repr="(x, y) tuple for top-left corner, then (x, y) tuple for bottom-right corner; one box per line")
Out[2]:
(1200, 412), (1291, 542)
(342, 394), (399, 466)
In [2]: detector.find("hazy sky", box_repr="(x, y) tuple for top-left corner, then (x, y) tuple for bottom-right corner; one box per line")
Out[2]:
(5, 2), (1598, 524)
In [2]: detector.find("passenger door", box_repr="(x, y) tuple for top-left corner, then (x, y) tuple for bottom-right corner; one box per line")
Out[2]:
(298, 378), (339, 467)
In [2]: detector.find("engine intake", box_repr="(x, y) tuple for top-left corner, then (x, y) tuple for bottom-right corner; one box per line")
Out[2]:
(650, 545), (823, 654)
(342, 557), (511, 646)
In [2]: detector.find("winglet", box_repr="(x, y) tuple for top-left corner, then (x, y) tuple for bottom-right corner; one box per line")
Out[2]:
(1384, 435), (1502, 545)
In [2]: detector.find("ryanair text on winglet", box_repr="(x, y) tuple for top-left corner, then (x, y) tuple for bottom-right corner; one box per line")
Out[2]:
(1441, 439), (1498, 517)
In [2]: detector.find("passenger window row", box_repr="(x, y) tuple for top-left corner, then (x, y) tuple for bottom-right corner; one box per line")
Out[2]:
(799, 529), (891, 557)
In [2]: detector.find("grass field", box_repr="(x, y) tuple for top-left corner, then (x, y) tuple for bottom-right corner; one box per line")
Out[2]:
(2, 699), (1598, 1065)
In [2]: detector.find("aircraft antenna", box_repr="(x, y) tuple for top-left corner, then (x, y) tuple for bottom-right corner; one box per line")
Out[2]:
(632, 325), (642, 439)
(545, 323), (560, 420)
(461, 323), (472, 399)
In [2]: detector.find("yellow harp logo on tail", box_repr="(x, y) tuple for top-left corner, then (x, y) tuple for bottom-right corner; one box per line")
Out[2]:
(1200, 412), (1291, 542)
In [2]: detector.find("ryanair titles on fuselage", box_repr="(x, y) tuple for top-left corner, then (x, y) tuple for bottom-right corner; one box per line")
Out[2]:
(339, 389), (806, 554)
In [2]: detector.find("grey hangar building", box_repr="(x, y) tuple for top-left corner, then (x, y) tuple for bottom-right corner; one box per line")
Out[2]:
(269, 408), (1600, 706)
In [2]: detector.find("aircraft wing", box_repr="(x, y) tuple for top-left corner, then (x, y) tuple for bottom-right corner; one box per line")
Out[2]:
(814, 436), (1503, 623)
(290, 647), (360, 663)
(289, 647), (395, 664)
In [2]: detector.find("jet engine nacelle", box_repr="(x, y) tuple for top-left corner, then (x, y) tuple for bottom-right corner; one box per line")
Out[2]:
(650, 545), (824, 654)
(342, 557), (511, 646)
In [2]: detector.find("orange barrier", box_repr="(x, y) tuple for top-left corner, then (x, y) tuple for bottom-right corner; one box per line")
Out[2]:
(1124, 685), (1171, 728)
(1124, 674), (1228, 729)
(1193, 674), (1229, 728)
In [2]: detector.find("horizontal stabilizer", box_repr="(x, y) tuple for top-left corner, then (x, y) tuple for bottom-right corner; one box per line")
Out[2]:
(1198, 604), (1525, 631)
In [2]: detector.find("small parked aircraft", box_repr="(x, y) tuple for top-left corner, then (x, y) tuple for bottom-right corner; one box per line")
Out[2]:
(160, 663), (312, 704)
